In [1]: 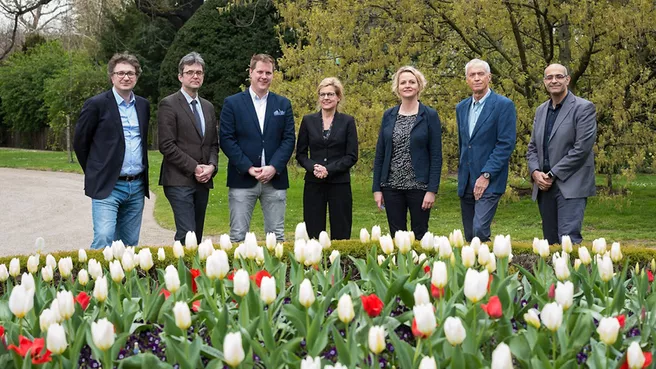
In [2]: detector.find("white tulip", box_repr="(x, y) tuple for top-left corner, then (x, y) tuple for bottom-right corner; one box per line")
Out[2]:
(493, 234), (511, 258)
(561, 236), (573, 253)
(319, 231), (331, 249)
(541, 302), (563, 331)
(274, 243), (284, 258)
(138, 248), (154, 271)
(478, 244), (491, 265)
(78, 269), (89, 286)
(260, 276), (277, 304)
(244, 233), (258, 260)
(158, 247), (166, 261)
(184, 231), (198, 251)
(538, 239), (550, 258)
(491, 342), (513, 369)
(325, 363), (348, 369)
(420, 232), (434, 251)
(379, 234), (394, 255)
(219, 234), (233, 251)
(88, 259), (102, 280)
(91, 318), (115, 351)
(554, 256), (570, 281)
(173, 241), (185, 258)
(0, 264), (8, 281)
(436, 236), (452, 259)
(461, 246), (476, 268)
(234, 244), (246, 260)
(395, 231), (412, 254)
(449, 229), (464, 248)
(418, 253), (427, 264)
(413, 303), (437, 336)
(164, 265), (180, 293)
(298, 279), (315, 308)
(464, 268), (489, 303)
(371, 225), (381, 241)
(233, 269), (250, 296)
(109, 260), (124, 283)
(610, 242), (622, 262)
(337, 294), (355, 323)
(9, 258), (20, 277)
(111, 240), (126, 258)
(596, 317), (620, 345)
(255, 247), (264, 265)
(574, 259), (582, 270)
(360, 228), (371, 243)
(27, 255), (39, 274)
(598, 255), (614, 282)
(576, 246), (590, 265)
(626, 341), (646, 369)
(470, 237), (481, 255)
(56, 290), (75, 320)
(329, 250), (340, 264)
(300, 356), (322, 369)
(431, 261), (447, 288)
(414, 284), (430, 305)
(78, 249), (88, 263)
(173, 301), (192, 330)
(592, 238), (607, 255)
(486, 253), (497, 273)
(223, 332), (245, 367)
(45, 254), (56, 270)
(206, 250), (230, 280)
(93, 275), (108, 302)
(295, 222), (309, 241)
(377, 255), (386, 266)
(419, 356), (437, 369)
(9, 284), (34, 318)
(524, 308), (541, 328)
(266, 232), (277, 251)
(21, 272), (35, 291)
(121, 252), (135, 273)
(46, 323), (67, 354)
(57, 257), (72, 278)
(40, 308), (58, 331)
(555, 281), (574, 310)
(198, 239), (214, 261)
(304, 240), (322, 266)
(34, 237), (45, 253)
(443, 316), (466, 345)
(368, 326), (386, 354)
(42, 265), (54, 282)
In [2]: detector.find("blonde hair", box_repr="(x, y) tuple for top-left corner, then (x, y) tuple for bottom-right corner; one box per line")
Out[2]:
(249, 54), (275, 71)
(316, 77), (344, 110)
(391, 66), (427, 98)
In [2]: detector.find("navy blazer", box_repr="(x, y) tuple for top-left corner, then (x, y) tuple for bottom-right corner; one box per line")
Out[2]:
(456, 90), (516, 197)
(74, 89), (150, 199)
(296, 111), (358, 184)
(372, 103), (443, 193)
(219, 90), (295, 189)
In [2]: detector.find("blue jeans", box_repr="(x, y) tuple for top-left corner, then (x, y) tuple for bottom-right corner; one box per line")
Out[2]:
(91, 178), (145, 249)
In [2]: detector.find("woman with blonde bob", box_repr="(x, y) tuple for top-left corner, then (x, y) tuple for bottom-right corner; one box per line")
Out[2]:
(296, 77), (359, 239)
(372, 66), (443, 240)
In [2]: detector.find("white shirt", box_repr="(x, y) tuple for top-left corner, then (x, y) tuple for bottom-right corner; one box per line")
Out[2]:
(249, 87), (269, 166)
(180, 88), (205, 136)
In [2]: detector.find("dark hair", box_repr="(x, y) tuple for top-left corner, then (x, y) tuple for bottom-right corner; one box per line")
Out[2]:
(107, 52), (142, 77)
(178, 52), (205, 75)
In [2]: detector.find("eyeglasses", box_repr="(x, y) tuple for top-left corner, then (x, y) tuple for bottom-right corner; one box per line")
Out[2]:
(319, 92), (336, 98)
(183, 70), (204, 77)
(544, 74), (568, 81)
(112, 71), (137, 79)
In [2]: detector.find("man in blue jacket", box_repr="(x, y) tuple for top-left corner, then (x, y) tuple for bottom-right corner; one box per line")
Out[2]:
(219, 54), (295, 242)
(456, 59), (516, 242)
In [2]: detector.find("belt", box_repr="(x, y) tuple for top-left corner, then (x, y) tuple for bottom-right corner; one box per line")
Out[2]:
(118, 173), (142, 182)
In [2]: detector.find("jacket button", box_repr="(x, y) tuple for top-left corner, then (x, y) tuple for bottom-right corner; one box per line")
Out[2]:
(324, 158), (327, 162)
(468, 145), (472, 148)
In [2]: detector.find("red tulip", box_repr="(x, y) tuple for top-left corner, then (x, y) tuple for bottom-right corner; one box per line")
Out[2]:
(647, 270), (654, 283)
(192, 300), (201, 312)
(431, 284), (445, 299)
(160, 288), (171, 300)
(411, 318), (430, 338)
(8, 336), (52, 364)
(481, 296), (503, 319)
(360, 294), (384, 317)
(424, 265), (431, 274)
(619, 352), (652, 369)
(75, 291), (91, 310)
(227, 270), (235, 280)
(616, 314), (626, 328)
(190, 268), (201, 293)
(548, 283), (556, 299)
(251, 270), (271, 288)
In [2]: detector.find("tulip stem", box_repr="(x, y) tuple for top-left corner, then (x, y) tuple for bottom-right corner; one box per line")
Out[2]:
(552, 331), (557, 363)
(413, 337), (422, 363)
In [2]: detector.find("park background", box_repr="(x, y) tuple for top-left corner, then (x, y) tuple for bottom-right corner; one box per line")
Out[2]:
(0, 0), (655, 244)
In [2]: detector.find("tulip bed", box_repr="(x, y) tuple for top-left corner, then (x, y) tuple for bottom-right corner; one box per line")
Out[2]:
(0, 228), (655, 369)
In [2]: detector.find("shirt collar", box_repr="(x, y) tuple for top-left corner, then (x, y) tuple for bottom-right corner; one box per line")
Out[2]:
(112, 87), (135, 107)
(472, 88), (492, 106)
(180, 88), (197, 104)
(249, 86), (269, 102)
(549, 90), (569, 110)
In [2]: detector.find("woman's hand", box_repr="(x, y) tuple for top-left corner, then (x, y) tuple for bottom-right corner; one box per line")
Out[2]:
(374, 191), (384, 210)
(422, 192), (435, 210)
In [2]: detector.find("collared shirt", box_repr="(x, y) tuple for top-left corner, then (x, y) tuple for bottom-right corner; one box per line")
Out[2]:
(112, 87), (143, 176)
(468, 88), (491, 136)
(249, 86), (269, 166)
(180, 88), (205, 136)
(542, 92), (568, 171)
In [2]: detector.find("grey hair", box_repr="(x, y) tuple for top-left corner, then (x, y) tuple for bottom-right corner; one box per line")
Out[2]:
(178, 52), (205, 74)
(465, 59), (491, 76)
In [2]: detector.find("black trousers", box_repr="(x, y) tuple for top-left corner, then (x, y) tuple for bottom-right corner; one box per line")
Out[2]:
(163, 184), (210, 244)
(381, 188), (430, 240)
(303, 181), (352, 240)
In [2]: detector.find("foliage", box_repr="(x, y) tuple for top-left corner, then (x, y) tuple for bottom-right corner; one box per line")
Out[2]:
(157, 0), (281, 110)
(0, 41), (68, 133)
(43, 51), (107, 149)
(274, 0), (656, 186)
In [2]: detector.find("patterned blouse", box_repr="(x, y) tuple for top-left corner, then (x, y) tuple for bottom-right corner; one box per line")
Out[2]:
(381, 114), (428, 190)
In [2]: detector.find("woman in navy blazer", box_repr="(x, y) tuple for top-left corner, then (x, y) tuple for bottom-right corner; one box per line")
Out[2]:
(372, 66), (442, 240)
(296, 78), (358, 239)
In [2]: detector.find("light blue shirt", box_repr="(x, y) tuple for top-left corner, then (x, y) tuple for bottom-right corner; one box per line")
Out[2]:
(468, 88), (492, 136)
(112, 87), (143, 176)
(180, 88), (205, 136)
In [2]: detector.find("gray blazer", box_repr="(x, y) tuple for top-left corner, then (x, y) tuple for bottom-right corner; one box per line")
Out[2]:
(527, 92), (597, 201)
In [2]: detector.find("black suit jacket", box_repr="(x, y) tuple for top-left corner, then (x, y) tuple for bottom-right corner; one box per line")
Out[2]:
(296, 111), (358, 183)
(74, 89), (150, 199)
(158, 91), (219, 188)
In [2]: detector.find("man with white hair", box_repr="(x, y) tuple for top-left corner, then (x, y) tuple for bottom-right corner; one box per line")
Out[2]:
(456, 59), (517, 242)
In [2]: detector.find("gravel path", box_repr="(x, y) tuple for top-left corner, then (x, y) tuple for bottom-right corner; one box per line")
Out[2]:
(0, 168), (173, 256)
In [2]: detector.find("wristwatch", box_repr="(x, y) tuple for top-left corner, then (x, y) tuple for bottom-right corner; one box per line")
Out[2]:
(482, 172), (490, 179)
(547, 171), (554, 179)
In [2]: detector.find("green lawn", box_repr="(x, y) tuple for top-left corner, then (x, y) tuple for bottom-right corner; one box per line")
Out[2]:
(1, 148), (655, 245)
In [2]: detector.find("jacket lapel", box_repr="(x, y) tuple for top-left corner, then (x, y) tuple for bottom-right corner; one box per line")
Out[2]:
(177, 91), (203, 140)
(240, 91), (262, 137)
(534, 103), (548, 154)
(411, 104), (426, 132)
(548, 92), (575, 142)
(459, 97), (472, 142)
(470, 92), (496, 140)
(263, 93), (275, 135)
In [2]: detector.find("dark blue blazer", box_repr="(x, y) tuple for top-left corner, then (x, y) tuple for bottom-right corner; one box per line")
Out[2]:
(456, 90), (516, 197)
(372, 103), (443, 193)
(74, 89), (150, 199)
(219, 90), (295, 189)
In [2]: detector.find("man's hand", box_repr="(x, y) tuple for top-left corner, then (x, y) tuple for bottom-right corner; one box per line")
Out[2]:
(313, 164), (328, 179)
(473, 175), (490, 201)
(255, 165), (277, 183)
(195, 164), (215, 183)
(373, 191), (384, 210)
(422, 192), (436, 210)
(531, 170), (553, 192)
(248, 166), (262, 178)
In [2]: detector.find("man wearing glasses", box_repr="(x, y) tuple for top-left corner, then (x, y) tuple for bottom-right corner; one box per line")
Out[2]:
(158, 52), (219, 245)
(74, 52), (150, 249)
(527, 63), (597, 245)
